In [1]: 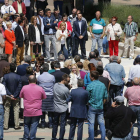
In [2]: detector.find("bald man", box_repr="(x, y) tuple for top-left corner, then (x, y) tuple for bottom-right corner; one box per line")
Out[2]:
(124, 77), (140, 139)
(89, 11), (106, 56)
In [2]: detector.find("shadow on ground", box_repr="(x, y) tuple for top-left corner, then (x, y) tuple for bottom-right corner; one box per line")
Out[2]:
(19, 138), (45, 140)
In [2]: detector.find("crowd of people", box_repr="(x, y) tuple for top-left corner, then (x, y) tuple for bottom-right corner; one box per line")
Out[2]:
(0, 0), (139, 140)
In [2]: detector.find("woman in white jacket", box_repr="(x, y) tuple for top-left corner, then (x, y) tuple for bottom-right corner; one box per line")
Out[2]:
(105, 16), (122, 56)
(56, 22), (69, 60)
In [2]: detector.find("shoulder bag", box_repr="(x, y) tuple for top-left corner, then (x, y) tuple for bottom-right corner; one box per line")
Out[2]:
(112, 24), (120, 41)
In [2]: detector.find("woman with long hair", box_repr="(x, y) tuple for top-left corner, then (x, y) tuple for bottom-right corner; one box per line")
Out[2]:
(56, 22), (68, 59)
(28, 16), (43, 61)
(2, 14), (11, 29)
(58, 13), (72, 57)
(5, 22), (16, 63)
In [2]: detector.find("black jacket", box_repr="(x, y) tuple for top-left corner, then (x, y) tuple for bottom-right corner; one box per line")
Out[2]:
(106, 105), (136, 138)
(28, 24), (43, 42)
(73, 18), (87, 40)
(51, 70), (65, 83)
(60, 67), (70, 75)
(15, 25), (24, 47)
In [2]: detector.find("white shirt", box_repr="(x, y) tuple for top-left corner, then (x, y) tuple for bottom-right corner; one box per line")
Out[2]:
(24, 0), (30, 7)
(1, 5), (16, 15)
(19, 25), (25, 40)
(37, 16), (44, 35)
(105, 23), (123, 41)
(60, 61), (64, 68)
(12, 21), (18, 31)
(60, 30), (67, 44)
(0, 84), (6, 104)
(35, 26), (41, 43)
(78, 20), (82, 34)
(128, 64), (140, 82)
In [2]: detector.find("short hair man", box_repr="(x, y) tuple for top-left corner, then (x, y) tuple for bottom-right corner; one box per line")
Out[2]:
(68, 8), (77, 23)
(12, 15), (20, 31)
(73, 13), (87, 59)
(20, 75), (46, 140)
(58, 54), (65, 68)
(17, 55), (31, 76)
(52, 74), (70, 140)
(43, 8), (58, 63)
(122, 15), (138, 59)
(106, 96), (136, 139)
(51, 61), (65, 83)
(86, 71), (108, 140)
(89, 11), (106, 56)
(104, 55), (125, 101)
(37, 63), (55, 128)
(15, 19), (25, 66)
(68, 79), (88, 140)
(124, 77), (140, 139)
(2, 63), (22, 130)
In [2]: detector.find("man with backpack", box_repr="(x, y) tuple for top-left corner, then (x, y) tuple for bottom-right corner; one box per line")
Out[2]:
(106, 96), (136, 140)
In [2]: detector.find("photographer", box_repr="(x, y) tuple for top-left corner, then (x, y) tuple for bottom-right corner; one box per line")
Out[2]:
(106, 96), (136, 140)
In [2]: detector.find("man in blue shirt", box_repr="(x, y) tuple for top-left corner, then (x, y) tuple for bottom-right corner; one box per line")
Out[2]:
(86, 71), (108, 140)
(89, 11), (106, 56)
(104, 55), (125, 102)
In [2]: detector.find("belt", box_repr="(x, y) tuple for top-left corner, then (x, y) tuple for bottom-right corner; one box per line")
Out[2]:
(94, 33), (102, 35)
(45, 34), (55, 35)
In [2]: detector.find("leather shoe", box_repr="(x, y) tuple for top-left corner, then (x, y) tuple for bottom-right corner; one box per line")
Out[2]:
(14, 126), (21, 130)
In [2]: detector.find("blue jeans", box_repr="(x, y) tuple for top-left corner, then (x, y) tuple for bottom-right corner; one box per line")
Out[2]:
(54, 1), (63, 15)
(111, 132), (131, 140)
(41, 112), (54, 126)
(58, 44), (68, 60)
(24, 116), (40, 140)
(88, 106), (106, 140)
(52, 112), (67, 140)
(0, 105), (4, 140)
(91, 34), (103, 55)
(129, 105), (140, 139)
(66, 36), (72, 56)
(102, 36), (109, 53)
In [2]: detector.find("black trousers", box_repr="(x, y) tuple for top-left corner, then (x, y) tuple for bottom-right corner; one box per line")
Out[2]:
(74, 38), (86, 58)
(24, 34), (29, 55)
(26, 7), (31, 21)
(69, 117), (84, 140)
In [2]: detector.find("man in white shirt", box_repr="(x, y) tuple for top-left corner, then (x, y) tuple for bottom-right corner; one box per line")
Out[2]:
(1, 0), (16, 15)
(0, 83), (6, 139)
(37, 8), (46, 57)
(12, 15), (20, 32)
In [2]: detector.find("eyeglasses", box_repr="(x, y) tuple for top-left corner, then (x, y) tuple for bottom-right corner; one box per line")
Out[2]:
(112, 20), (116, 21)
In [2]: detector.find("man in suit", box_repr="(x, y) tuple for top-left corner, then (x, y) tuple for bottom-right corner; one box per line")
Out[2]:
(2, 63), (22, 130)
(51, 61), (65, 83)
(16, 55), (31, 76)
(15, 19), (25, 66)
(0, 54), (9, 79)
(73, 13), (87, 59)
(67, 79), (88, 140)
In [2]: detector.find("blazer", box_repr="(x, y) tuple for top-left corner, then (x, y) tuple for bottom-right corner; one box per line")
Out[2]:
(15, 25), (24, 47)
(28, 24), (43, 42)
(2, 72), (22, 98)
(67, 87), (88, 118)
(73, 19), (87, 40)
(17, 63), (29, 76)
(51, 70), (65, 83)
(21, 74), (31, 87)
(12, 1), (26, 15)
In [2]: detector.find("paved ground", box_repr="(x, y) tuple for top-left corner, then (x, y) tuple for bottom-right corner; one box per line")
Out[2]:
(4, 55), (139, 140)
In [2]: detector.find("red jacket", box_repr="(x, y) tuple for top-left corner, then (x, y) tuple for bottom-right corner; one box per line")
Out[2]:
(58, 21), (72, 36)
(12, 1), (26, 15)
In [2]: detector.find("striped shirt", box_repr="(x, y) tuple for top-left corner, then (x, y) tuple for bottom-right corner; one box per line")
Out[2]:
(86, 80), (108, 110)
(124, 22), (138, 37)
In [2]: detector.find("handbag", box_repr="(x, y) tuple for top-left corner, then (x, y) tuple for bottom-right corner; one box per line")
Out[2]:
(112, 24), (120, 41)
(106, 107), (128, 140)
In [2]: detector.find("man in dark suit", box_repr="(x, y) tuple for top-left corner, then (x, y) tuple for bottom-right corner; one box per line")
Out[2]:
(15, 19), (25, 66)
(0, 54), (9, 78)
(51, 61), (65, 83)
(73, 13), (87, 59)
(67, 79), (88, 140)
(2, 63), (22, 130)
(17, 55), (31, 76)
